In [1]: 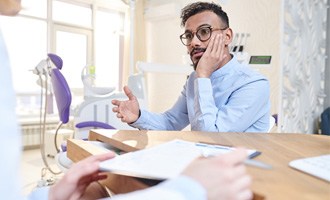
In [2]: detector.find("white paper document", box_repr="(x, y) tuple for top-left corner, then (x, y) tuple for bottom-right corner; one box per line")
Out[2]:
(99, 139), (260, 180)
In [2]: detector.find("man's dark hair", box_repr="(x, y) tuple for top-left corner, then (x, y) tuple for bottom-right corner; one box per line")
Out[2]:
(180, 2), (229, 28)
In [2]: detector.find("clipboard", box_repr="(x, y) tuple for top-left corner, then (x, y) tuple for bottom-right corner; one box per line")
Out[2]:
(99, 139), (261, 180)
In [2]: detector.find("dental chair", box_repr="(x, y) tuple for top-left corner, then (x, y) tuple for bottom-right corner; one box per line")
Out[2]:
(32, 53), (73, 175)
(47, 54), (147, 172)
(44, 54), (119, 172)
(74, 72), (147, 139)
(47, 54), (75, 172)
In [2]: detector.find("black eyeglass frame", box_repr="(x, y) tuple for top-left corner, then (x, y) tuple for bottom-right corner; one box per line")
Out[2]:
(179, 25), (228, 46)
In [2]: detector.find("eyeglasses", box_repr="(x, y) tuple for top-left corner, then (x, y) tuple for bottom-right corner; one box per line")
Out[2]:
(179, 26), (228, 46)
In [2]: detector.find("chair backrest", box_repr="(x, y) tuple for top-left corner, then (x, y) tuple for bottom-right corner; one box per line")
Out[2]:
(50, 67), (72, 124)
(48, 53), (63, 69)
(320, 107), (330, 135)
(268, 115), (276, 133)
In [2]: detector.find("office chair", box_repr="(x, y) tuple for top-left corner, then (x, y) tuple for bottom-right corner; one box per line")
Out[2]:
(320, 107), (330, 135)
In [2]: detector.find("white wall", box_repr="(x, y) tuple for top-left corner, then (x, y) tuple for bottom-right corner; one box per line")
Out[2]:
(144, 1), (189, 112)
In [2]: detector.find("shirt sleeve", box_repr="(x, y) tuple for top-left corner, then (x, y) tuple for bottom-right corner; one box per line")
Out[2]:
(27, 186), (50, 200)
(109, 175), (206, 200)
(131, 91), (190, 131)
(27, 176), (206, 200)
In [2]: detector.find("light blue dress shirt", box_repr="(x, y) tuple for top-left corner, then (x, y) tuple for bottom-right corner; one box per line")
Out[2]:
(28, 176), (206, 200)
(0, 27), (24, 200)
(107, 176), (206, 200)
(132, 56), (270, 132)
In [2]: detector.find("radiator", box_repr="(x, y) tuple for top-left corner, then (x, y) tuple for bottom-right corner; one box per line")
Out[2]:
(21, 123), (55, 148)
(20, 117), (74, 149)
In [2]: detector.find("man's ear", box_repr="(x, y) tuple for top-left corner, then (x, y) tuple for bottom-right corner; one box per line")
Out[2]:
(225, 28), (233, 46)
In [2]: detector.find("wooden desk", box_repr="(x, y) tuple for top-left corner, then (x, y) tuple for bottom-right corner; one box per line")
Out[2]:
(67, 129), (330, 200)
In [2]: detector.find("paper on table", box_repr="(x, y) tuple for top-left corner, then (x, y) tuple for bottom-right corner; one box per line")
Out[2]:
(99, 139), (259, 180)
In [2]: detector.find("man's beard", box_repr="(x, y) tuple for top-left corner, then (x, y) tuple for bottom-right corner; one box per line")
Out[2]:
(190, 47), (206, 70)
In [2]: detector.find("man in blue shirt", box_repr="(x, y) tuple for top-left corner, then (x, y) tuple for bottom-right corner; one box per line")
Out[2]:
(112, 2), (271, 132)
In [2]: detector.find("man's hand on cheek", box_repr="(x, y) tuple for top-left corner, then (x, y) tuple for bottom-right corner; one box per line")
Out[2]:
(196, 33), (227, 78)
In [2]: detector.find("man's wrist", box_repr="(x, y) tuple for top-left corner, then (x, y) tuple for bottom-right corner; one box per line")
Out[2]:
(129, 109), (141, 124)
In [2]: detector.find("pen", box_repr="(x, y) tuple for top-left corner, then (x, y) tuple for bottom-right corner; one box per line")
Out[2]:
(243, 159), (272, 170)
(195, 142), (232, 150)
(200, 149), (272, 170)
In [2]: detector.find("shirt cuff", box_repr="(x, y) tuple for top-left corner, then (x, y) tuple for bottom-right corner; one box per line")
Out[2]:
(130, 109), (148, 128)
(160, 175), (207, 200)
(195, 78), (212, 95)
(27, 186), (49, 200)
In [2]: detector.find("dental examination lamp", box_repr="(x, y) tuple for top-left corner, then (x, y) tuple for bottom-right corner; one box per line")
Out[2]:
(81, 65), (115, 99)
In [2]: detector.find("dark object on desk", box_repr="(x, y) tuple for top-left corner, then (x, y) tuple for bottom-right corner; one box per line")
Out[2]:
(320, 107), (330, 135)
(134, 177), (163, 186)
